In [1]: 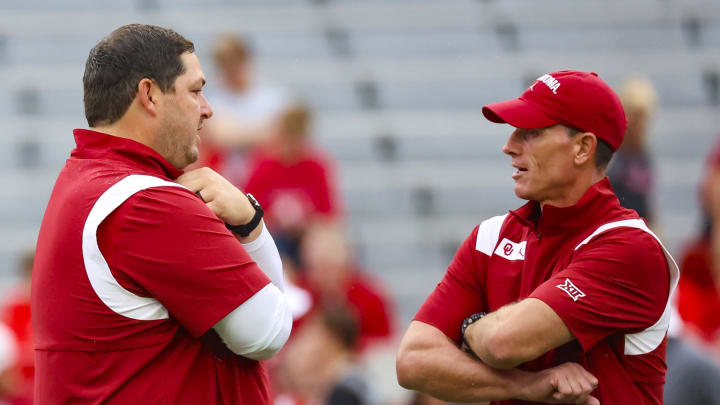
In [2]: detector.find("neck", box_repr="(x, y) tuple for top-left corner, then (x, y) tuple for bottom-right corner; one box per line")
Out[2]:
(540, 169), (605, 210)
(92, 117), (154, 150)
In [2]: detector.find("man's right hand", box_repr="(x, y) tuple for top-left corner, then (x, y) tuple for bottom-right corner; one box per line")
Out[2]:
(517, 362), (599, 405)
(176, 167), (255, 226)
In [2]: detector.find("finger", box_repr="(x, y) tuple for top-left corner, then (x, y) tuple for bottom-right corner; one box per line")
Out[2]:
(558, 374), (573, 395)
(190, 182), (220, 203)
(575, 374), (593, 396)
(551, 377), (578, 403)
(574, 393), (590, 404)
(568, 374), (584, 396)
(206, 199), (221, 214)
(176, 173), (207, 192)
(205, 200), (228, 222)
(552, 390), (580, 403)
(573, 363), (598, 386)
(175, 168), (205, 184)
(177, 167), (220, 186)
(582, 395), (599, 405)
(577, 371), (598, 392)
(568, 363), (597, 393)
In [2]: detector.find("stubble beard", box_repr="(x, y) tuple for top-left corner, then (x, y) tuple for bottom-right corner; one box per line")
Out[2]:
(156, 115), (198, 171)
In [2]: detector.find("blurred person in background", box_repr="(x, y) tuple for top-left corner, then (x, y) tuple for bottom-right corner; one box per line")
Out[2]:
(664, 306), (720, 404)
(276, 305), (379, 405)
(299, 223), (394, 352)
(196, 34), (291, 184)
(607, 76), (659, 226)
(675, 134), (720, 356)
(244, 103), (344, 267)
(407, 392), (485, 405)
(0, 321), (19, 405)
(0, 250), (34, 405)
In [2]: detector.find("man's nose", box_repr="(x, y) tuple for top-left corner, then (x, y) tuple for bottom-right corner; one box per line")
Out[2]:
(502, 132), (519, 156)
(201, 96), (213, 119)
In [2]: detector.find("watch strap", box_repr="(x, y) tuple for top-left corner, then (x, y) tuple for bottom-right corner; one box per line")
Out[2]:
(226, 193), (264, 237)
(461, 312), (487, 356)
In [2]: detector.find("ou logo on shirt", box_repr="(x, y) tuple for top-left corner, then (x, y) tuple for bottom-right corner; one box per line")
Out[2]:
(494, 238), (526, 261)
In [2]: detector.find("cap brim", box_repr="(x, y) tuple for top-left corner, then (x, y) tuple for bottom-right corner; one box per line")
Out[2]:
(482, 98), (558, 129)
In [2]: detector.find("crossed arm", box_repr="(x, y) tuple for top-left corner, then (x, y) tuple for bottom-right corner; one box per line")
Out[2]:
(463, 298), (574, 369)
(176, 168), (292, 360)
(396, 299), (598, 404)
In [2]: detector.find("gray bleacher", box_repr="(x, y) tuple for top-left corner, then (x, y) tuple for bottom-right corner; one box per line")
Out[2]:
(0, 0), (719, 326)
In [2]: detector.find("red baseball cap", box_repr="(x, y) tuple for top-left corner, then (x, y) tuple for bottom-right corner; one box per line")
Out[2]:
(482, 70), (627, 151)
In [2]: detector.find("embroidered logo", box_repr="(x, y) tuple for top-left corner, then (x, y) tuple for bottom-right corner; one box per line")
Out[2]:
(494, 238), (526, 261)
(503, 243), (513, 256)
(556, 278), (586, 301)
(531, 74), (561, 94)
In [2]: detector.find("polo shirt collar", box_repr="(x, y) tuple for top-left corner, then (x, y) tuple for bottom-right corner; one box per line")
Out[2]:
(510, 177), (623, 235)
(72, 129), (183, 180)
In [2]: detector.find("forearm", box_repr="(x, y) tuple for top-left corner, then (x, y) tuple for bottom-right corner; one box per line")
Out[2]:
(465, 304), (527, 369)
(240, 221), (285, 291)
(213, 283), (292, 360)
(214, 224), (292, 359)
(465, 299), (573, 369)
(397, 321), (528, 402)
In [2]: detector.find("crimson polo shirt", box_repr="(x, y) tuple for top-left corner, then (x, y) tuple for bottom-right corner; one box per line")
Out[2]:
(243, 146), (343, 227)
(415, 178), (677, 405)
(32, 129), (273, 404)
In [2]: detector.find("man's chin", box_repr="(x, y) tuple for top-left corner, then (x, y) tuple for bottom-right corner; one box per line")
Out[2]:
(513, 186), (532, 201)
(173, 149), (199, 171)
(183, 150), (199, 168)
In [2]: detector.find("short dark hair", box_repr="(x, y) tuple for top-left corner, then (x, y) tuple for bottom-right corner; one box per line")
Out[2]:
(566, 126), (614, 170)
(83, 24), (194, 127)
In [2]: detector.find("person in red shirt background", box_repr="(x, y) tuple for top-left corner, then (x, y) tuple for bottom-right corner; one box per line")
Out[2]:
(675, 135), (720, 353)
(298, 224), (394, 351)
(244, 103), (344, 266)
(274, 305), (379, 405)
(0, 249), (33, 405)
(193, 34), (291, 182)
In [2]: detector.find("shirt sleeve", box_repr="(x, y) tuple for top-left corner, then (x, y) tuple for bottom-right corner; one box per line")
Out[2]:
(414, 226), (487, 345)
(97, 186), (271, 338)
(529, 228), (670, 352)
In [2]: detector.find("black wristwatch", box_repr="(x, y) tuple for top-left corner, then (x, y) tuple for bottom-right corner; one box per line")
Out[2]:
(461, 312), (487, 355)
(225, 193), (264, 237)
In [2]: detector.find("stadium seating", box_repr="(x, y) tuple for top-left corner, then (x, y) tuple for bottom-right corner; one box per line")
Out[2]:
(0, 0), (718, 328)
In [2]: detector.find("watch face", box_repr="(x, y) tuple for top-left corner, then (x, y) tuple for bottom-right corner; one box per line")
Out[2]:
(246, 193), (261, 208)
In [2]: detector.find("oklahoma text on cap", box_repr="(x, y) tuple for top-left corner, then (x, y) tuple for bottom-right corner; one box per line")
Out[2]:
(482, 70), (627, 152)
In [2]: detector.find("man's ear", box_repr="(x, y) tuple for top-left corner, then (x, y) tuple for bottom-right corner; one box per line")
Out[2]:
(574, 132), (597, 167)
(137, 78), (161, 117)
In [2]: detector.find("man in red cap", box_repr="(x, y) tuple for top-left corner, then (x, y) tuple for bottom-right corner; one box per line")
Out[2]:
(397, 71), (678, 405)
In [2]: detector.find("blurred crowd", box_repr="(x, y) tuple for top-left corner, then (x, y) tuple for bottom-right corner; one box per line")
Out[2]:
(2, 33), (720, 405)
